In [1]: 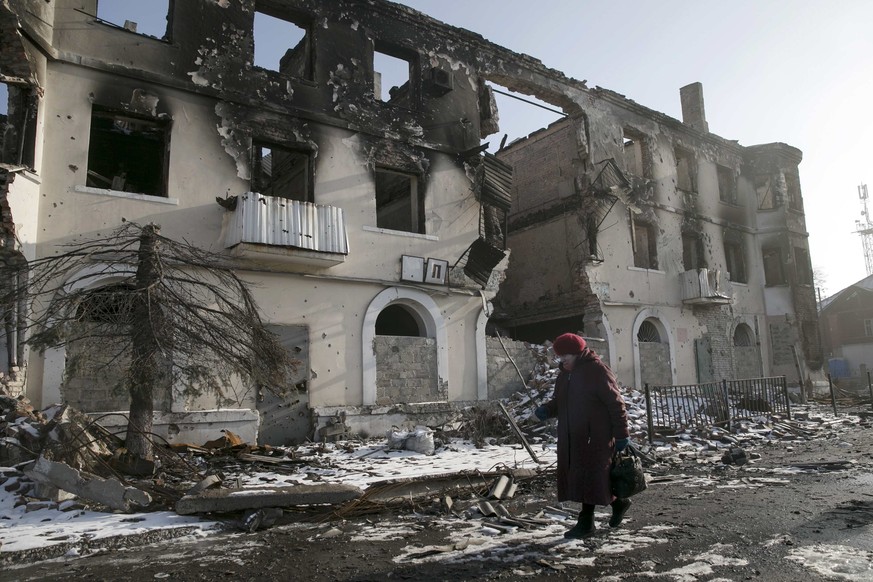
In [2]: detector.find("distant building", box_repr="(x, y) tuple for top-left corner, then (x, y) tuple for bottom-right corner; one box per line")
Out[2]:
(492, 83), (823, 388)
(820, 275), (873, 380)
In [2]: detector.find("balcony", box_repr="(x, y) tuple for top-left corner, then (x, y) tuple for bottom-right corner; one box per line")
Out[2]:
(223, 192), (349, 267)
(680, 268), (733, 305)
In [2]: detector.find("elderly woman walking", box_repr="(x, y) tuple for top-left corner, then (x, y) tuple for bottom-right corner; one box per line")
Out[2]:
(535, 333), (631, 538)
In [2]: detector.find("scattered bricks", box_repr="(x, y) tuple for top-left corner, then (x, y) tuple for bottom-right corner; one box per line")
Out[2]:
(721, 447), (748, 465)
(175, 483), (363, 515)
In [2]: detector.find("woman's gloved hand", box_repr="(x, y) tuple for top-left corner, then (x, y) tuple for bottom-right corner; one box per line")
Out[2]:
(534, 405), (549, 421)
(614, 438), (630, 452)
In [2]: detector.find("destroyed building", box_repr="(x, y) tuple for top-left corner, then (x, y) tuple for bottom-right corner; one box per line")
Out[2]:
(0, 0), (822, 444)
(492, 83), (823, 387)
(819, 274), (873, 381)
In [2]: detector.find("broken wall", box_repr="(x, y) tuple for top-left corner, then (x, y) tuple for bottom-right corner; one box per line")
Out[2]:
(486, 337), (537, 399)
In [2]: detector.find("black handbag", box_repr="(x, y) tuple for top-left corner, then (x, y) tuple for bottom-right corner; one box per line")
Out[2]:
(610, 444), (648, 498)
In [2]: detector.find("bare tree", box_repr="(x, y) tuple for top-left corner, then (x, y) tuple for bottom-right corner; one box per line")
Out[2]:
(0, 222), (296, 460)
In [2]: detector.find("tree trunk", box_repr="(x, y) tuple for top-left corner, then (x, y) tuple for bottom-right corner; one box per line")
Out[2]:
(126, 224), (162, 460)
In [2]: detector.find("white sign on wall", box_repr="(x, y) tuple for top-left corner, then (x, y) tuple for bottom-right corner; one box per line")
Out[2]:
(401, 255), (447, 285)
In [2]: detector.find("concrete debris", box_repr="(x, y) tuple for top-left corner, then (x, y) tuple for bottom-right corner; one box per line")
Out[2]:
(386, 426), (435, 455)
(26, 456), (152, 512)
(175, 483), (363, 515)
(187, 474), (222, 496)
(722, 447), (749, 465)
(240, 507), (284, 532)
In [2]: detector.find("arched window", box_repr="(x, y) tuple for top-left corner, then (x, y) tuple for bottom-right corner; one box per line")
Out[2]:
(76, 284), (135, 324)
(733, 324), (754, 347)
(637, 320), (661, 343)
(375, 304), (423, 337)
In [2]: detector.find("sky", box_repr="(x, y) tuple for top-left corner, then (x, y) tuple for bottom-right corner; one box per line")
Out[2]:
(46, 1), (873, 296)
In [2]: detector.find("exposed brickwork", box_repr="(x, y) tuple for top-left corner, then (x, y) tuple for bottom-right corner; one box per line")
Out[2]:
(374, 336), (441, 405)
(486, 337), (538, 399)
(769, 320), (798, 367)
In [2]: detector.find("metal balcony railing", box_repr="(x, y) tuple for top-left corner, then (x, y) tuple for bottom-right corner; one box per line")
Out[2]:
(679, 268), (732, 305)
(225, 192), (349, 257)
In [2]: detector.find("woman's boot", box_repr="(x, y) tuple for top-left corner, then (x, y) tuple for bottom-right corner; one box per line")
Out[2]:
(609, 498), (631, 527)
(564, 504), (595, 538)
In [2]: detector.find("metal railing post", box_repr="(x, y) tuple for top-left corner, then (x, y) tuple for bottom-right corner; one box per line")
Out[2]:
(645, 383), (654, 444)
(781, 375), (791, 420)
(827, 373), (838, 416)
(721, 378), (731, 432)
(868, 371), (873, 411)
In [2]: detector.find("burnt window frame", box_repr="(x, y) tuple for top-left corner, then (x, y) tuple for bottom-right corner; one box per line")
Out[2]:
(85, 105), (171, 198)
(755, 174), (780, 210)
(631, 218), (658, 270)
(374, 166), (424, 235)
(762, 246), (787, 287)
(372, 41), (420, 110)
(622, 127), (648, 178)
(252, 3), (314, 81)
(784, 170), (803, 212)
(717, 164), (738, 205)
(724, 239), (747, 284)
(675, 147), (696, 193)
(794, 246), (813, 286)
(0, 83), (37, 169)
(682, 231), (706, 271)
(251, 140), (314, 203)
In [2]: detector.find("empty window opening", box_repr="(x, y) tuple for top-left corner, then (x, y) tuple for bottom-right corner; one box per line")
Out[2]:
(682, 232), (705, 271)
(724, 240), (747, 283)
(86, 107), (170, 197)
(755, 175), (778, 210)
(632, 219), (658, 270)
(675, 148), (695, 192)
(865, 319), (873, 337)
(251, 142), (312, 202)
(762, 246), (787, 286)
(375, 168), (423, 234)
(253, 9), (311, 79)
(733, 324), (754, 347)
(374, 48), (413, 106)
(0, 83), (36, 168)
(784, 171), (802, 211)
(76, 284), (135, 324)
(483, 82), (566, 154)
(94, 1), (171, 39)
(717, 165), (737, 204)
(794, 246), (813, 285)
(637, 320), (662, 343)
(623, 128), (645, 177)
(0, 83), (7, 117)
(375, 304), (423, 337)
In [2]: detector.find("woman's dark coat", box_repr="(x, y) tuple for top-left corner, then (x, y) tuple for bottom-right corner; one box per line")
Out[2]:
(542, 348), (629, 505)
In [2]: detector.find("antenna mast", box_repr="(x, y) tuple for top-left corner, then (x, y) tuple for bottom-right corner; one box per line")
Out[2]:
(856, 183), (873, 275)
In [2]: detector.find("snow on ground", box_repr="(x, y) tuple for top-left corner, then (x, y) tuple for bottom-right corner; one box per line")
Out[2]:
(786, 544), (873, 581)
(0, 441), (555, 556)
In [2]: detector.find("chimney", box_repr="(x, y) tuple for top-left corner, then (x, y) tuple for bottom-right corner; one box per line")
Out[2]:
(680, 82), (708, 133)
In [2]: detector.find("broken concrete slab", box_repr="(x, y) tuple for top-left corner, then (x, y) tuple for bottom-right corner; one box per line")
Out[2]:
(175, 483), (363, 515)
(26, 456), (151, 512)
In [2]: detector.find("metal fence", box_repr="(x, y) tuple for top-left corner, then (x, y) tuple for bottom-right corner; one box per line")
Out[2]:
(644, 376), (791, 442)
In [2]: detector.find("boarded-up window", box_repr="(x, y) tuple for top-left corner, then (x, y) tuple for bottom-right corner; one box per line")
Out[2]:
(623, 128), (647, 177)
(785, 170), (803, 211)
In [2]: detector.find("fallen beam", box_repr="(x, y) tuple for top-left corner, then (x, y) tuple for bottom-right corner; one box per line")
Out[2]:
(175, 483), (363, 515)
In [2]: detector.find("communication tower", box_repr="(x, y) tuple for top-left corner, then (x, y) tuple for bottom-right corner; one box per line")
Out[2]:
(856, 183), (873, 276)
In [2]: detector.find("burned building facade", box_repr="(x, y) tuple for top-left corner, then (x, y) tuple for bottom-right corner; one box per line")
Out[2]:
(0, 0), (821, 442)
(493, 83), (823, 388)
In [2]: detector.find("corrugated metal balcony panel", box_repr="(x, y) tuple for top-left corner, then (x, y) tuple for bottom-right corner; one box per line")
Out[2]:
(226, 192), (349, 255)
(680, 268), (733, 304)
